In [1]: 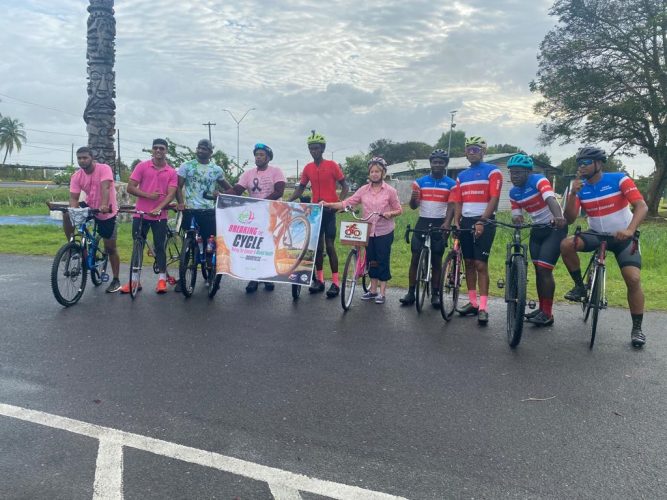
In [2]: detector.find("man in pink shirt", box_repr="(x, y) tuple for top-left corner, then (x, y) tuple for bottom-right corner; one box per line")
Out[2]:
(67, 146), (122, 293)
(120, 138), (178, 294)
(230, 143), (286, 292)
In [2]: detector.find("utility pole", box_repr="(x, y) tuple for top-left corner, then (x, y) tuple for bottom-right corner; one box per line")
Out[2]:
(446, 110), (457, 176)
(116, 128), (121, 181)
(202, 121), (216, 142)
(71, 144), (74, 165)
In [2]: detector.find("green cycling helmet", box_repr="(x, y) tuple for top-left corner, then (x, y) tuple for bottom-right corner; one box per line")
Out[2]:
(465, 136), (487, 148)
(507, 153), (534, 169)
(306, 130), (326, 145)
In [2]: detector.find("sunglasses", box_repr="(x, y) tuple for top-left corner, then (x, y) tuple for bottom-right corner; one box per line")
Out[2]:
(152, 145), (167, 151)
(465, 146), (483, 154)
(576, 159), (594, 166)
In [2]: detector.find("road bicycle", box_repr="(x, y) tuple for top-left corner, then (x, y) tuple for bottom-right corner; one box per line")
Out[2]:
(340, 207), (381, 311)
(404, 224), (446, 313)
(179, 209), (221, 298)
(50, 206), (109, 307)
(492, 220), (551, 348)
(438, 227), (475, 321)
(574, 226), (640, 349)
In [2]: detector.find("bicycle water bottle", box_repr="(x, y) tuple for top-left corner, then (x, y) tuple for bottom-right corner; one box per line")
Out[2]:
(206, 235), (215, 253)
(196, 234), (204, 254)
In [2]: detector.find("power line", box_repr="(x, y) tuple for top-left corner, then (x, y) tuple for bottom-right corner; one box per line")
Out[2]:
(0, 92), (80, 117)
(202, 121), (216, 142)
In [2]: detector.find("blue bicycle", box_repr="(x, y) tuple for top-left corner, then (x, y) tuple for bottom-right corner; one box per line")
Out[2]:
(50, 207), (110, 307)
(179, 209), (221, 298)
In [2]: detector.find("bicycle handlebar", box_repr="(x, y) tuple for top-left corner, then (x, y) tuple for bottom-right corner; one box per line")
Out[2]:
(343, 205), (385, 222)
(403, 224), (448, 244)
(485, 219), (554, 231)
(574, 225), (641, 254)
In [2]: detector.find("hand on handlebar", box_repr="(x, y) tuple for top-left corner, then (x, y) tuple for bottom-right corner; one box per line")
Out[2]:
(614, 228), (635, 241)
(474, 221), (485, 238)
(552, 216), (567, 229)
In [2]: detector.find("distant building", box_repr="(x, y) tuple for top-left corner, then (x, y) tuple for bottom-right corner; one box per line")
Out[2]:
(386, 153), (561, 210)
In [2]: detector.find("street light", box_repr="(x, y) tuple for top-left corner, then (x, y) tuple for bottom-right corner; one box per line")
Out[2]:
(223, 107), (255, 174)
(446, 110), (457, 176)
(330, 146), (354, 161)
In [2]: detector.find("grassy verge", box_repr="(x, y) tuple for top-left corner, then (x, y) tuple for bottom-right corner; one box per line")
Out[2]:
(0, 187), (69, 216)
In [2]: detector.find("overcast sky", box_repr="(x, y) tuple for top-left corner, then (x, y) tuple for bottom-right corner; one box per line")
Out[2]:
(0, 0), (655, 177)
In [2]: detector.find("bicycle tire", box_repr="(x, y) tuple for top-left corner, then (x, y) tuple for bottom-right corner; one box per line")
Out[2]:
(275, 215), (311, 275)
(51, 242), (87, 307)
(341, 249), (358, 311)
(207, 272), (222, 298)
(582, 258), (596, 321)
(415, 247), (430, 313)
(165, 232), (182, 283)
(507, 255), (527, 348)
(179, 237), (197, 297)
(589, 266), (604, 349)
(129, 239), (144, 300)
(90, 244), (108, 287)
(439, 251), (459, 321)
(291, 284), (301, 300)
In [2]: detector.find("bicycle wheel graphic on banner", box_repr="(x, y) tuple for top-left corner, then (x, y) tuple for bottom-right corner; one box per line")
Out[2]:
(275, 215), (311, 275)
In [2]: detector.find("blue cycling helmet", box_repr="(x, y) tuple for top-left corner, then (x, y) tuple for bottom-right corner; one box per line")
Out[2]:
(429, 149), (450, 164)
(253, 143), (273, 161)
(507, 154), (534, 169)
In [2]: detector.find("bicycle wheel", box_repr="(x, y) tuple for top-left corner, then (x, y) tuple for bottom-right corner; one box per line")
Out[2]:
(179, 237), (197, 297)
(506, 255), (527, 348)
(341, 248), (358, 311)
(206, 256), (222, 298)
(582, 259), (596, 321)
(90, 244), (108, 287)
(275, 215), (311, 275)
(415, 247), (430, 313)
(361, 256), (370, 293)
(588, 266), (604, 349)
(51, 242), (87, 307)
(165, 232), (182, 285)
(129, 239), (144, 300)
(439, 251), (459, 321)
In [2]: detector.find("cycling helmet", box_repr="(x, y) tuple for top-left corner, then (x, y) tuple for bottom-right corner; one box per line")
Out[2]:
(429, 149), (450, 163)
(367, 156), (388, 171)
(576, 146), (607, 162)
(306, 130), (326, 145)
(465, 136), (487, 148)
(197, 138), (214, 151)
(507, 153), (534, 169)
(253, 143), (273, 161)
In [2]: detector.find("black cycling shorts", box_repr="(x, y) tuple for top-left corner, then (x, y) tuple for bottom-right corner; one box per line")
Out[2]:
(579, 231), (642, 269)
(182, 209), (216, 240)
(95, 216), (118, 240)
(319, 207), (337, 240)
(459, 216), (496, 263)
(411, 217), (446, 256)
(529, 226), (568, 270)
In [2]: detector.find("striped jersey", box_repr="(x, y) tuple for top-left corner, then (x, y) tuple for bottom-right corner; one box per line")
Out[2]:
(509, 174), (556, 225)
(573, 172), (643, 234)
(451, 162), (503, 217)
(411, 174), (456, 218)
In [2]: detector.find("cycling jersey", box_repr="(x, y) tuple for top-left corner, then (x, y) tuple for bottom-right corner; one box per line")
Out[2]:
(509, 174), (556, 225)
(299, 159), (345, 203)
(573, 172), (643, 234)
(412, 174), (456, 218)
(451, 162), (503, 217)
(177, 160), (225, 209)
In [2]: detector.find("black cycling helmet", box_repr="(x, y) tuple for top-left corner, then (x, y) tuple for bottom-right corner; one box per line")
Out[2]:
(576, 146), (607, 163)
(429, 149), (450, 164)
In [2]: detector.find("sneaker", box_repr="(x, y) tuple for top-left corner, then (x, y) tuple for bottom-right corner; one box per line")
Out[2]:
(309, 279), (325, 293)
(119, 282), (141, 294)
(631, 328), (646, 348)
(477, 309), (489, 325)
(264, 282), (275, 291)
(399, 290), (416, 305)
(155, 279), (167, 294)
(105, 278), (121, 293)
(360, 291), (379, 301)
(524, 308), (541, 319)
(457, 302), (479, 316)
(375, 294), (386, 304)
(245, 281), (259, 293)
(525, 310), (554, 326)
(564, 285), (587, 302)
(431, 293), (441, 309)
(326, 283), (340, 298)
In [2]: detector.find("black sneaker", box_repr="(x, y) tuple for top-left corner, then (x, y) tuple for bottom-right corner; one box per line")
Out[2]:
(326, 283), (340, 298)
(457, 302), (479, 316)
(430, 293), (441, 309)
(309, 279), (325, 293)
(399, 290), (416, 305)
(564, 285), (587, 302)
(105, 278), (121, 293)
(526, 310), (554, 326)
(245, 280), (259, 293)
(631, 328), (646, 348)
(525, 308), (541, 319)
(264, 282), (275, 291)
(477, 309), (489, 325)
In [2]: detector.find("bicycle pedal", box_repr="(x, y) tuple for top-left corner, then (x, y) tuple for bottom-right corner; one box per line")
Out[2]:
(101, 273), (110, 283)
(528, 300), (536, 309)
(497, 279), (505, 289)
(167, 276), (176, 285)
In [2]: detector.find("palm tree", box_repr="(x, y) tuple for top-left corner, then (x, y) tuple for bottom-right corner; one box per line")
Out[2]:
(0, 117), (27, 165)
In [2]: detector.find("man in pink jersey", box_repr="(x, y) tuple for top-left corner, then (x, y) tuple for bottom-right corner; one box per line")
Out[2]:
(67, 146), (121, 293)
(231, 143), (286, 293)
(120, 138), (178, 294)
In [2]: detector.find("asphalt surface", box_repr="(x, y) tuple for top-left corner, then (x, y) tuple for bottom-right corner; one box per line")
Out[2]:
(1, 253), (666, 499)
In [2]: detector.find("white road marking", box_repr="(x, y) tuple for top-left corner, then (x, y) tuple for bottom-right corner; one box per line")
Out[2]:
(0, 403), (406, 500)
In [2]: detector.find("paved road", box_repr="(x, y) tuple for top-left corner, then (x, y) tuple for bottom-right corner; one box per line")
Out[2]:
(1, 254), (666, 499)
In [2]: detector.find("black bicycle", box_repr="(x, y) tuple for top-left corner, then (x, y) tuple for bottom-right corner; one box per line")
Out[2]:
(404, 224), (446, 313)
(438, 227), (475, 321)
(179, 209), (221, 298)
(493, 220), (551, 348)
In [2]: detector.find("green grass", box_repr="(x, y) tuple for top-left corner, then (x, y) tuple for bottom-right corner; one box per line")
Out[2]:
(2, 204), (667, 310)
(0, 187), (69, 215)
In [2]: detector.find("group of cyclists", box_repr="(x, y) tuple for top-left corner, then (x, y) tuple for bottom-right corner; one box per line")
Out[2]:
(64, 132), (648, 348)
